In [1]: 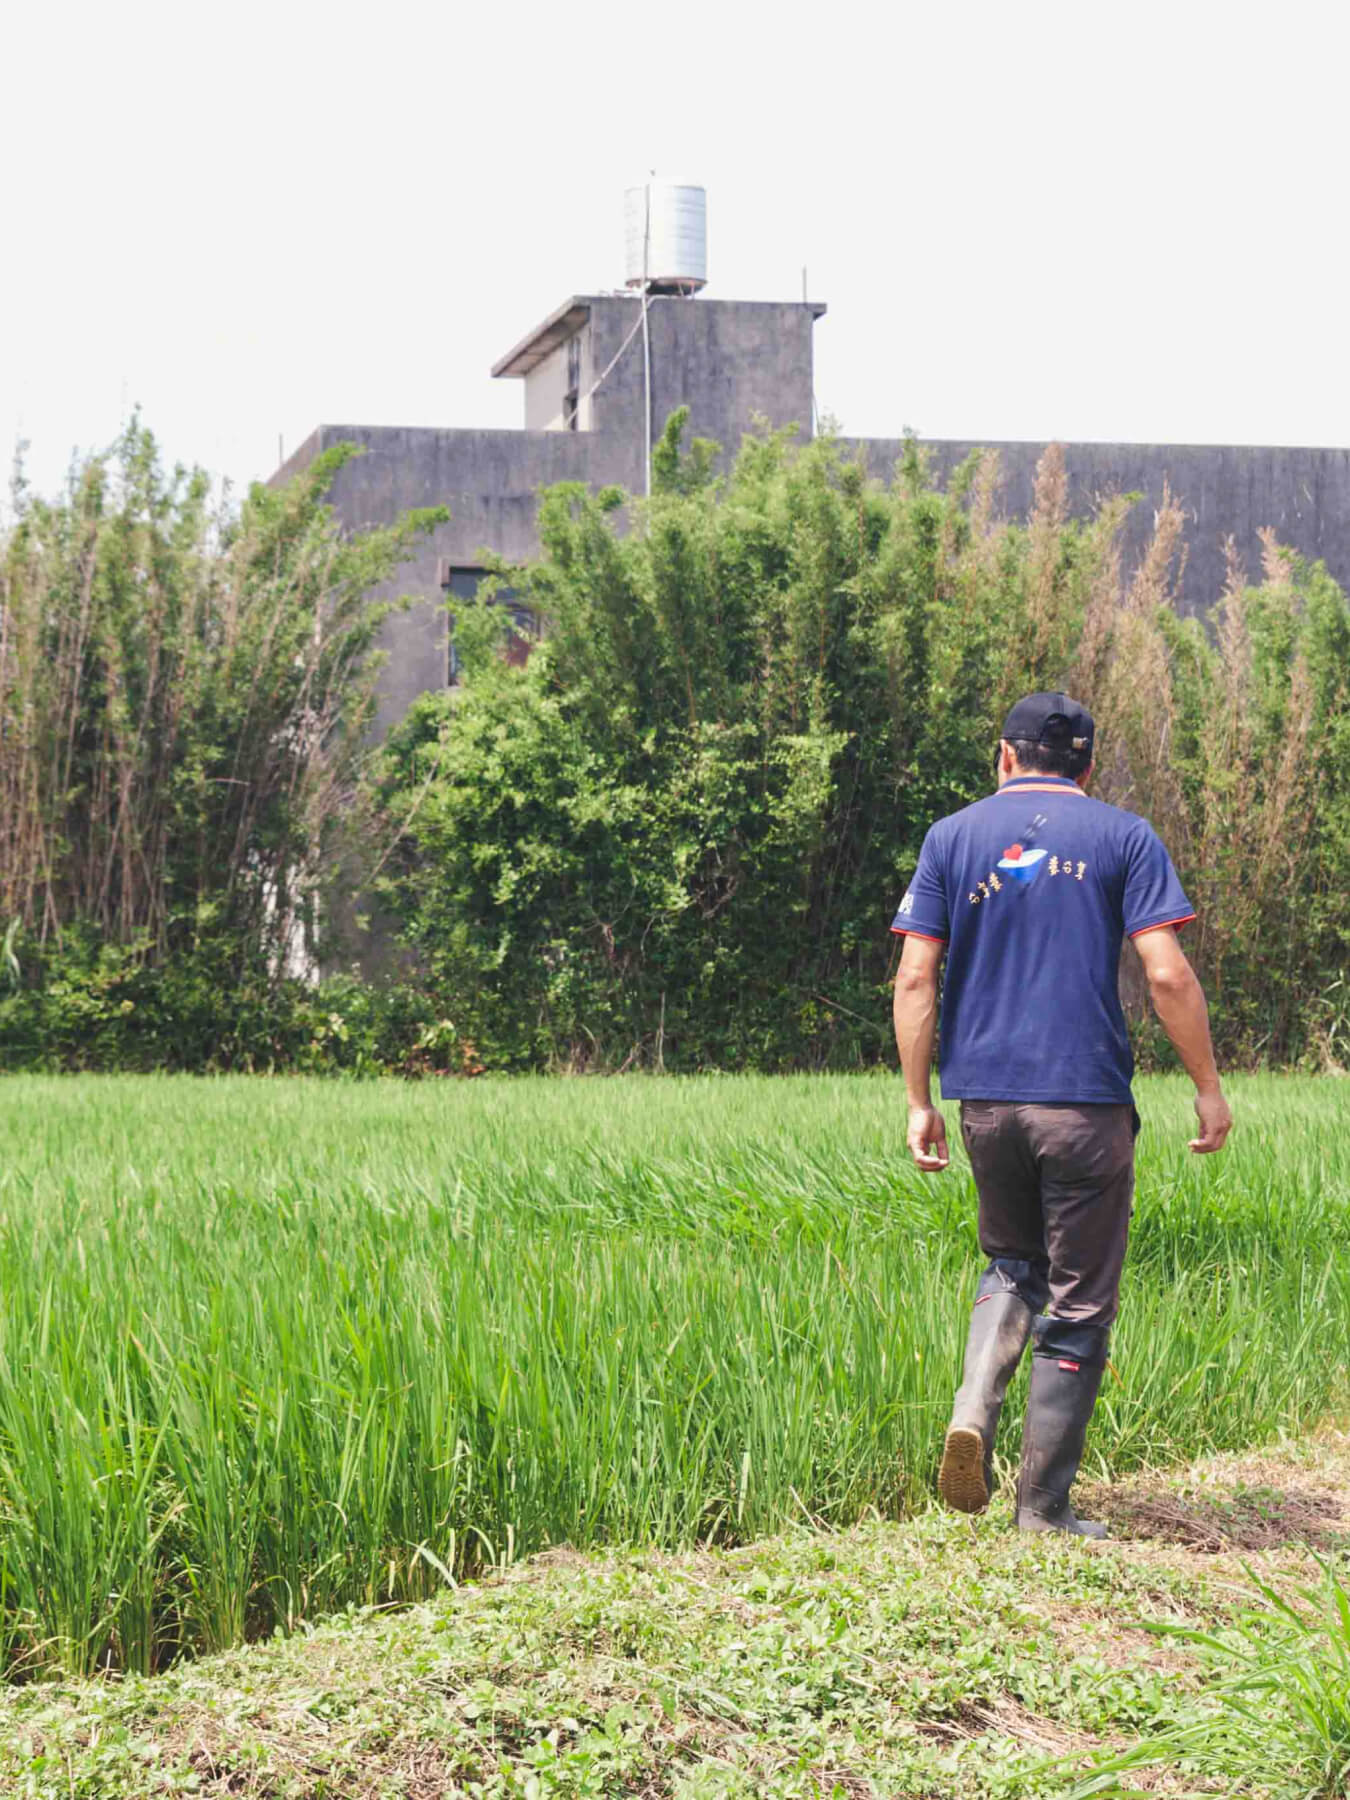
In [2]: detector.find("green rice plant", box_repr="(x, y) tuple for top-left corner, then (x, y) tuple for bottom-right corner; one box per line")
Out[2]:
(0, 1071), (1343, 1678)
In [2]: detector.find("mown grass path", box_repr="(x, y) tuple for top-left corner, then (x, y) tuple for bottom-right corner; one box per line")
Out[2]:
(5, 1433), (1349, 1798)
(0, 1073), (1343, 1683)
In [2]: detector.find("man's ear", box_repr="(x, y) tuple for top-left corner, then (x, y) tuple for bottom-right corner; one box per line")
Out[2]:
(1076, 760), (1094, 791)
(996, 739), (1016, 783)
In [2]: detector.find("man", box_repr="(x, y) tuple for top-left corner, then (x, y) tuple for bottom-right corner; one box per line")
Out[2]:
(891, 692), (1232, 1538)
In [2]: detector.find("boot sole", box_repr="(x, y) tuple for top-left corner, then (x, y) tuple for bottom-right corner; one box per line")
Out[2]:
(938, 1427), (989, 1514)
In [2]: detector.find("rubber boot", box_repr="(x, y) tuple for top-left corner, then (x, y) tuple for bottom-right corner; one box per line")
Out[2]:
(938, 1288), (1033, 1514)
(1016, 1349), (1108, 1539)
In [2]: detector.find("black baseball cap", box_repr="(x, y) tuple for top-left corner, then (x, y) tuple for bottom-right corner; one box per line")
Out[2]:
(1000, 691), (1094, 756)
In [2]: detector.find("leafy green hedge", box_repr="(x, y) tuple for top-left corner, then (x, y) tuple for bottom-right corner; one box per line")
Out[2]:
(0, 930), (473, 1075)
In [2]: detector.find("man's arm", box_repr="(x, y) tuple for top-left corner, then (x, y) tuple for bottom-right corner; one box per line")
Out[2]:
(1131, 927), (1233, 1153)
(894, 933), (950, 1170)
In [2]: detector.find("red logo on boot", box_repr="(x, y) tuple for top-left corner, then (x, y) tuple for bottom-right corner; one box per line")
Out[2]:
(1058, 1360), (1081, 1372)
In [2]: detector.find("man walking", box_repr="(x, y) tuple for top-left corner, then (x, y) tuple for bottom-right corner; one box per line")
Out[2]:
(891, 693), (1231, 1537)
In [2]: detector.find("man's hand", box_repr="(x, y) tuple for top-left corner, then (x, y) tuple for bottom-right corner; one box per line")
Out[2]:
(907, 1104), (950, 1171)
(894, 935), (948, 1171)
(1132, 929), (1232, 1156)
(1190, 1087), (1233, 1155)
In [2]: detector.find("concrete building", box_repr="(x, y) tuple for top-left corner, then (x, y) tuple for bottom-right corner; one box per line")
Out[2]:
(273, 245), (1350, 737)
(272, 287), (828, 735)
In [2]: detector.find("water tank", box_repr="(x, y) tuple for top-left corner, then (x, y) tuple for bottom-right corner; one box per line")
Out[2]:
(624, 181), (707, 294)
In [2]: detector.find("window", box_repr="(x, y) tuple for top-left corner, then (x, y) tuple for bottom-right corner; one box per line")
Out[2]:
(439, 564), (537, 681)
(563, 335), (582, 430)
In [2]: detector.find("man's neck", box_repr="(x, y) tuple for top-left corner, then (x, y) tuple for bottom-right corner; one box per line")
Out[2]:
(998, 767), (1087, 791)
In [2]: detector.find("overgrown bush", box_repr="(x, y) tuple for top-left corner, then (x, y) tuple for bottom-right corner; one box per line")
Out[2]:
(0, 418), (443, 970)
(0, 421), (448, 1071)
(372, 416), (1350, 1071)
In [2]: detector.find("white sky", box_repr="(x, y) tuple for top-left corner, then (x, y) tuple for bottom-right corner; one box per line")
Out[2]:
(4, 0), (1348, 503)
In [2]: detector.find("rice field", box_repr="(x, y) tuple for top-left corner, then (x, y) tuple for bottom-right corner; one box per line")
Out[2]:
(0, 1071), (1344, 1680)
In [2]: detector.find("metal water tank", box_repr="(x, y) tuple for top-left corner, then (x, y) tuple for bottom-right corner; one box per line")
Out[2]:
(624, 181), (707, 294)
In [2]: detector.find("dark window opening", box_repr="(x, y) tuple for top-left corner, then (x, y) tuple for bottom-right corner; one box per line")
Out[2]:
(440, 565), (537, 682)
(564, 336), (582, 430)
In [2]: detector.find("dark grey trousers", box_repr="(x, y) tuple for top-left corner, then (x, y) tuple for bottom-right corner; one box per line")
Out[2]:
(959, 1101), (1137, 1341)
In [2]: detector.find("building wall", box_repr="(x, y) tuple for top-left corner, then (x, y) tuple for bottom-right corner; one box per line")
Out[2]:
(274, 300), (825, 734)
(852, 438), (1350, 618)
(523, 339), (572, 431)
(275, 301), (1350, 740)
(283, 421), (1350, 733)
(522, 334), (593, 432)
(279, 423), (639, 736)
(584, 294), (820, 460)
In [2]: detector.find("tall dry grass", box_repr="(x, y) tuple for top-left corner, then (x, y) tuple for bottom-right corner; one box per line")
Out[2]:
(0, 422), (442, 970)
(1024, 458), (1348, 1061)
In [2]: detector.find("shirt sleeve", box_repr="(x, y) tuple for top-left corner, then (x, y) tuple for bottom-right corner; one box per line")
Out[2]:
(1122, 822), (1195, 938)
(891, 827), (950, 942)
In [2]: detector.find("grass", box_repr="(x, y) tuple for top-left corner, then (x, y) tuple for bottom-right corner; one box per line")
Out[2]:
(0, 1072), (1343, 1682)
(1064, 1549), (1350, 1798)
(4, 1432), (1350, 1798)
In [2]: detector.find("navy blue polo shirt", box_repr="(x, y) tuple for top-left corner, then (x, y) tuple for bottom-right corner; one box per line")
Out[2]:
(891, 776), (1194, 1103)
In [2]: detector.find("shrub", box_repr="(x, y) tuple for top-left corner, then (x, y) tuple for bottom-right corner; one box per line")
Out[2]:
(0, 926), (462, 1074)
